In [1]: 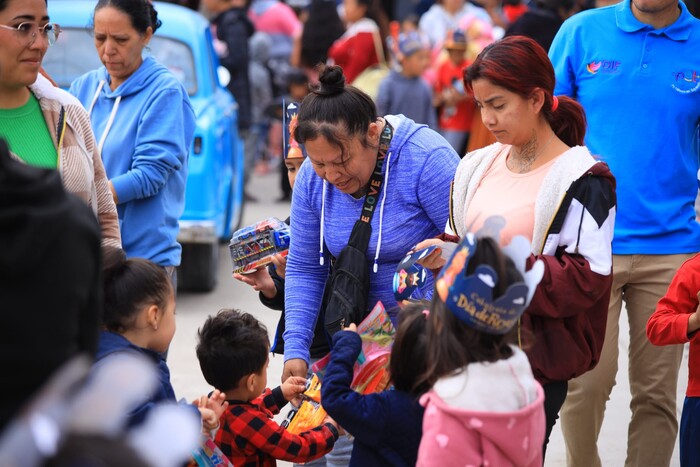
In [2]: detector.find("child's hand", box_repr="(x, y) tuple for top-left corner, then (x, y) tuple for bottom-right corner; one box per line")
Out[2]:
(198, 407), (220, 434)
(689, 299), (700, 335)
(281, 376), (307, 401)
(343, 323), (358, 333)
(412, 238), (447, 271)
(690, 310), (700, 334)
(270, 254), (287, 279)
(194, 389), (228, 434)
(442, 88), (459, 106)
(233, 268), (276, 299)
(201, 389), (228, 419)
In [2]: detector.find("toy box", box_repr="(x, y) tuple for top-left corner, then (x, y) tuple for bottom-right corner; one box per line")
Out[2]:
(229, 217), (291, 274)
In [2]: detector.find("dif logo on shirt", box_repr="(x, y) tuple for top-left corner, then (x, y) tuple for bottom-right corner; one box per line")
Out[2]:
(586, 60), (621, 74)
(672, 70), (700, 94)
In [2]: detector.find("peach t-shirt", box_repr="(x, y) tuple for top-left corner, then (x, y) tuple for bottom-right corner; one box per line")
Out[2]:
(465, 145), (559, 246)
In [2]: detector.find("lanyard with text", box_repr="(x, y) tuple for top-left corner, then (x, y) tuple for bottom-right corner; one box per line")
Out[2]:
(360, 121), (393, 224)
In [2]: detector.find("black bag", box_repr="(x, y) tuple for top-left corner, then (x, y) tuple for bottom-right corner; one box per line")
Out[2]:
(321, 123), (394, 336)
(321, 220), (372, 335)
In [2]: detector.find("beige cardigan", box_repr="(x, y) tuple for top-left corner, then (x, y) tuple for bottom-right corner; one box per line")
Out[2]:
(26, 74), (121, 249)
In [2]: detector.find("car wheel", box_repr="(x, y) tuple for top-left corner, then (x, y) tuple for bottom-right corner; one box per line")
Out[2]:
(177, 241), (219, 292)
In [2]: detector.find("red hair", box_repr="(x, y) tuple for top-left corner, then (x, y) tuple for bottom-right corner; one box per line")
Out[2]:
(464, 36), (586, 147)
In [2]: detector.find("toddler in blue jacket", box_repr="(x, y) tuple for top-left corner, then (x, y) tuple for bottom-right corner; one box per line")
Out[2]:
(321, 302), (429, 466)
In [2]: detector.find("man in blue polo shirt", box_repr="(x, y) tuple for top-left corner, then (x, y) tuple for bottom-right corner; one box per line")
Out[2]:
(549, 1), (700, 466)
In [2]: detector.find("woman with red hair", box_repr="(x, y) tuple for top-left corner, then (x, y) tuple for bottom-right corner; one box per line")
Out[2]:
(416, 35), (617, 457)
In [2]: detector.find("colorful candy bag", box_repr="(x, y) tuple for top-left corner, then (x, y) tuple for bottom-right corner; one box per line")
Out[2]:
(312, 301), (395, 393)
(284, 374), (327, 435)
(282, 302), (396, 434)
(190, 437), (234, 467)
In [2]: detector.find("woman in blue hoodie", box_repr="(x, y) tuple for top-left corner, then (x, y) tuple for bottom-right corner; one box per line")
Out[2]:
(282, 66), (458, 464)
(282, 64), (458, 379)
(70, 0), (195, 277)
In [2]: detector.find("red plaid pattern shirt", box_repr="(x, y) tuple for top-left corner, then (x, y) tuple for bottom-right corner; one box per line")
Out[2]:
(215, 387), (339, 467)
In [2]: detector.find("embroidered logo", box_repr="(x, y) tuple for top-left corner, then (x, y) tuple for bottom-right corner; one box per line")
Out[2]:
(671, 70), (700, 94)
(586, 60), (621, 74)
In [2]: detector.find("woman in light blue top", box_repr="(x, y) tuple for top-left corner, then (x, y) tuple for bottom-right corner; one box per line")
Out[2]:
(282, 65), (459, 381)
(70, 0), (195, 270)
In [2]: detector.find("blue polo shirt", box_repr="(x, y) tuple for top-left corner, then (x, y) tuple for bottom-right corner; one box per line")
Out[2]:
(549, 0), (700, 255)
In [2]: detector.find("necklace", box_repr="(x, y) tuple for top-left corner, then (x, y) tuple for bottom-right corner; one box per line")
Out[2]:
(508, 132), (556, 174)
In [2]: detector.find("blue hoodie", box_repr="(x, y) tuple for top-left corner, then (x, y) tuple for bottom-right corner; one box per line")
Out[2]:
(70, 57), (195, 266)
(283, 115), (459, 363)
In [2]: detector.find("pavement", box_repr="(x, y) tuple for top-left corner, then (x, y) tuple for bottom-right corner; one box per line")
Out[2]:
(169, 169), (689, 467)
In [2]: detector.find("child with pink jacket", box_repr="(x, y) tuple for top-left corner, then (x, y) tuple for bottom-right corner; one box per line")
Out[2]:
(416, 233), (546, 466)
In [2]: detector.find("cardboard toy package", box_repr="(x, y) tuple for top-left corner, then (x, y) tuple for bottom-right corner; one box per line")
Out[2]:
(229, 217), (290, 274)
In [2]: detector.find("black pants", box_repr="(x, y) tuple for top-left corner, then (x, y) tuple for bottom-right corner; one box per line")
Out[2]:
(280, 159), (291, 199)
(542, 380), (568, 461)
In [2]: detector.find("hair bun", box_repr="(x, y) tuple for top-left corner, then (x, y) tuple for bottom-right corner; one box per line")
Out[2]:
(102, 246), (128, 277)
(145, 1), (162, 32)
(316, 65), (346, 97)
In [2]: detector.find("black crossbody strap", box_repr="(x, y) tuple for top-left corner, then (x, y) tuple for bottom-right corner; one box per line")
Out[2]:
(359, 121), (393, 225)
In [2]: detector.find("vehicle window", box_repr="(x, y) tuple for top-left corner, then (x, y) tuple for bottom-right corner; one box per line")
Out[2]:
(42, 28), (102, 89)
(148, 36), (197, 95)
(43, 27), (198, 96)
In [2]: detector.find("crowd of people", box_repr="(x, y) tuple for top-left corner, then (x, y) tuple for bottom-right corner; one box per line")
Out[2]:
(1, 0), (700, 466)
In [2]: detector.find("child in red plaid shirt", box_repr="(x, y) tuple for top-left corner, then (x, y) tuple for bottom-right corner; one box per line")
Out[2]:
(196, 309), (339, 467)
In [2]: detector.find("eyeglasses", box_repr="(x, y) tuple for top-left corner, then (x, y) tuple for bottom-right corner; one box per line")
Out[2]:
(0, 22), (62, 46)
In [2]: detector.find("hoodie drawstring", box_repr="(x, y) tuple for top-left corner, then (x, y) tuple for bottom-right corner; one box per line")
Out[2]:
(373, 150), (391, 273)
(319, 154), (391, 273)
(320, 122), (393, 271)
(319, 180), (327, 266)
(88, 80), (121, 158)
(86, 80), (105, 116)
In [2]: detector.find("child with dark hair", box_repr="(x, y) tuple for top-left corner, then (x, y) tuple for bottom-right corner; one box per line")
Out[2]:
(320, 301), (430, 466)
(95, 247), (226, 429)
(433, 29), (473, 155)
(416, 235), (546, 467)
(376, 31), (436, 129)
(196, 309), (339, 466)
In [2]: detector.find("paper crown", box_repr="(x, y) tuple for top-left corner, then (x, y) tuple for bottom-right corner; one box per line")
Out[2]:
(283, 101), (305, 160)
(393, 246), (432, 302)
(435, 230), (544, 335)
(444, 29), (467, 50)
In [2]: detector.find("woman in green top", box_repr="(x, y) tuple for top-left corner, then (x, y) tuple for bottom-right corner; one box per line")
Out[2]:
(0, 0), (120, 248)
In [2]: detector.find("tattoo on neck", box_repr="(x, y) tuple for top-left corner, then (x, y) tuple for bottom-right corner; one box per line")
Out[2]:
(508, 130), (555, 173)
